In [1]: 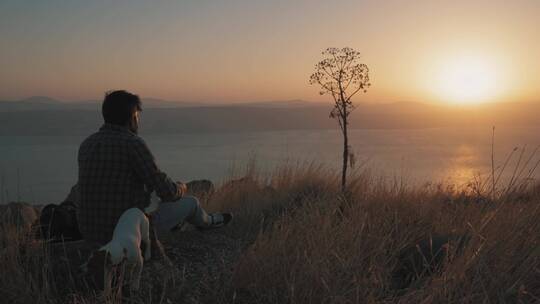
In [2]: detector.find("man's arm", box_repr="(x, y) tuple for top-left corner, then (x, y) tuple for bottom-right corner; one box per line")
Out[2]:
(129, 137), (184, 201)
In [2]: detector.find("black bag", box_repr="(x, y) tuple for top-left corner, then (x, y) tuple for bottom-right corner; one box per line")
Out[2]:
(39, 201), (82, 242)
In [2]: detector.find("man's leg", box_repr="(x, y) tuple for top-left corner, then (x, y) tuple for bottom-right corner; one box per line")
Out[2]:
(151, 195), (211, 234)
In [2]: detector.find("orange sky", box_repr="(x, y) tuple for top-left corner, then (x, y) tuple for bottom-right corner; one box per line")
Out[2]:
(0, 0), (539, 104)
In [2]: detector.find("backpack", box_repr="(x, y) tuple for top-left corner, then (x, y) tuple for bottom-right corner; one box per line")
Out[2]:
(39, 201), (83, 242)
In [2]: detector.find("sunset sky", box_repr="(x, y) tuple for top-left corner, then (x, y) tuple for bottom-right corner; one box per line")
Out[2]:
(1, 0), (539, 104)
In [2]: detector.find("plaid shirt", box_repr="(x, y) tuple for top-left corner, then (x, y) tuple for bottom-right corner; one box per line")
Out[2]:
(77, 123), (181, 244)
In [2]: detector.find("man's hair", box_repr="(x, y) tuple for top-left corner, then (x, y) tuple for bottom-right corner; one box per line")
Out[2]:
(102, 90), (142, 125)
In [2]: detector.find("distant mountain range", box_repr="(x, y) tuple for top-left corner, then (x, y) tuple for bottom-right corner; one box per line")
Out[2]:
(0, 96), (539, 135)
(0, 96), (203, 111)
(0, 96), (320, 112)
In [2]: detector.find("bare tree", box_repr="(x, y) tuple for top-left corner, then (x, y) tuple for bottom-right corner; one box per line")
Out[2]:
(310, 47), (371, 192)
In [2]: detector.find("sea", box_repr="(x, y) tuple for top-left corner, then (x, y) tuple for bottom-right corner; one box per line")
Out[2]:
(1, 127), (539, 205)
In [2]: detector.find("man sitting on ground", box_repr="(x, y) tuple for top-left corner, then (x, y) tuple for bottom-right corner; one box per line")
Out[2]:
(75, 90), (232, 246)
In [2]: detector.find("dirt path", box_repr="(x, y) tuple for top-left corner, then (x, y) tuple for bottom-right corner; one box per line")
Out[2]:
(140, 228), (244, 303)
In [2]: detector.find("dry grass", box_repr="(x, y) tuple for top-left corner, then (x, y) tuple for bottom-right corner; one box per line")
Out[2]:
(227, 169), (540, 303)
(1, 160), (539, 303)
(205, 159), (540, 304)
(0, 224), (114, 304)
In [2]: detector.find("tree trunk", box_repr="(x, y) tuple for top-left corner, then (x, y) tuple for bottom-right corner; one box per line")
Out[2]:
(341, 103), (348, 193)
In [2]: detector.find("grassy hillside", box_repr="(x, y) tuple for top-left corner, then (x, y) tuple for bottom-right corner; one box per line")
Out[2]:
(1, 162), (539, 303)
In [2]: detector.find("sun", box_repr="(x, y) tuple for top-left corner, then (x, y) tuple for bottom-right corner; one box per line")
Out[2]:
(435, 54), (500, 104)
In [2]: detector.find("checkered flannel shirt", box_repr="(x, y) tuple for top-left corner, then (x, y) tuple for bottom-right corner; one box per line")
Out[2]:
(77, 123), (181, 244)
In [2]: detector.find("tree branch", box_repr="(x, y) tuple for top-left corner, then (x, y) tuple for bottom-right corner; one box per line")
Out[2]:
(346, 83), (365, 101)
(321, 65), (338, 81)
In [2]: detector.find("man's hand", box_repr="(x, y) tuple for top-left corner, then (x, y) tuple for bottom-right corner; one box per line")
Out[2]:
(176, 181), (188, 198)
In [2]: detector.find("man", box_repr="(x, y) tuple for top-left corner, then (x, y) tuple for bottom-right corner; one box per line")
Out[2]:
(76, 90), (232, 245)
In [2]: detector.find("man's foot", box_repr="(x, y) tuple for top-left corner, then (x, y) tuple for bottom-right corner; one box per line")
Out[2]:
(199, 213), (233, 230)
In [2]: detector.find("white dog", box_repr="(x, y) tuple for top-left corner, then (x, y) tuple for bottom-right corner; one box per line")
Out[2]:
(86, 199), (160, 292)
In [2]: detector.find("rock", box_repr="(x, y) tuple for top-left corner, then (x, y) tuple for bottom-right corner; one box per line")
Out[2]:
(187, 179), (215, 197)
(0, 202), (38, 233)
(392, 233), (469, 289)
(221, 176), (258, 190)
